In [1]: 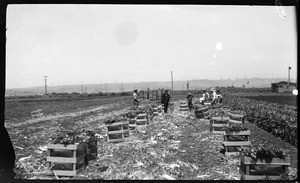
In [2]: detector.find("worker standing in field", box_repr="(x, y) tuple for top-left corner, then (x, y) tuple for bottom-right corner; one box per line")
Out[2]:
(161, 89), (170, 113)
(133, 89), (139, 108)
(211, 88), (218, 106)
(216, 90), (223, 103)
(199, 90), (209, 105)
(186, 92), (194, 111)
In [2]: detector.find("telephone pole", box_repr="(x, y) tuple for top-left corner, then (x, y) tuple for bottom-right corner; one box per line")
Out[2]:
(288, 66), (291, 88)
(81, 82), (83, 94)
(43, 76), (48, 95)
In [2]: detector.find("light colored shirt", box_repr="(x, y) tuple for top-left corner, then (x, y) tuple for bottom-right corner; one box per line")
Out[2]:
(133, 93), (138, 100)
(212, 91), (217, 100)
(205, 92), (210, 99)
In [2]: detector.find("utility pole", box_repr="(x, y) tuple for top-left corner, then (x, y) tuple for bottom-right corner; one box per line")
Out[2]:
(81, 82), (83, 94)
(187, 81), (189, 91)
(288, 66), (291, 88)
(171, 71), (173, 91)
(43, 76), (48, 95)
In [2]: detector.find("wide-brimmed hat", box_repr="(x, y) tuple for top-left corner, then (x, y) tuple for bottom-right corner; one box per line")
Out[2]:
(210, 88), (215, 91)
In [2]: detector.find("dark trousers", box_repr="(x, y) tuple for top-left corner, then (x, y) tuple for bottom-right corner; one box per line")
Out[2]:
(164, 103), (169, 113)
(188, 101), (193, 110)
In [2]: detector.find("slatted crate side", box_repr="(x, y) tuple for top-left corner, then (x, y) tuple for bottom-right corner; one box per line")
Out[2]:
(224, 130), (251, 136)
(47, 141), (88, 177)
(223, 130), (251, 156)
(241, 155), (291, 165)
(229, 119), (243, 124)
(137, 113), (147, 118)
(239, 155), (290, 180)
(107, 121), (130, 143)
(128, 118), (137, 130)
(136, 118), (147, 126)
(86, 137), (97, 161)
(228, 112), (244, 122)
(211, 118), (228, 133)
(106, 121), (129, 127)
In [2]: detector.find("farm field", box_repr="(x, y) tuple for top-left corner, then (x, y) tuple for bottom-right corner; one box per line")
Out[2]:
(4, 92), (298, 180)
(243, 95), (297, 106)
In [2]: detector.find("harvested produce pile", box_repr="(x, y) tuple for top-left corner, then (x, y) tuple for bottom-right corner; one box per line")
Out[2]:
(223, 124), (249, 132)
(240, 145), (288, 160)
(223, 95), (297, 147)
(50, 130), (95, 145)
(120, 105), (154, 119)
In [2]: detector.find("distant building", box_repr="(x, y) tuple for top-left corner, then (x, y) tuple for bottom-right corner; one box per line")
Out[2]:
(271, 81), (297, 93)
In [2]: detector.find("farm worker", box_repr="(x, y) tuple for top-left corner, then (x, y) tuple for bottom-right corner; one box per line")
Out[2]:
(211, 88), (218, 106)
(133, 89), (139, 108)
(216, 90), (223, 103)
(205, 90), (210, 100)
(161, 89), (171, 113)
(186, 93), (194, 111)
(147, 88), (150, 99)
(199, 90), (209, 105)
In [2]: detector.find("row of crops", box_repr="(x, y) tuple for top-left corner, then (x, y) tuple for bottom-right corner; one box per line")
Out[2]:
(222, 94), (297, 147)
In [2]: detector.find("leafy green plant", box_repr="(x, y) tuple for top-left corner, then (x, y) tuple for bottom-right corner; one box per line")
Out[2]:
(239, 145), (288, 163)
(222, 123), (248, 132)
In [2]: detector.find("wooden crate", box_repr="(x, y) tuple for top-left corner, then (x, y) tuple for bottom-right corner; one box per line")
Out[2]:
(86, 137), (97, 161)
(107, 121), (130, 143)
(211, 117), (228, 134)
(228, 112), (244, 124)
(135, 113), (148, 128)
(47, 142), (87, 176)
(157, 106), (164, 114)
(223, 130), (251, 156)
(239, 154), (290, 180)
(31, 109), (43, 118)
(179, 102), (188, 112)
(128, 118), (137, 130)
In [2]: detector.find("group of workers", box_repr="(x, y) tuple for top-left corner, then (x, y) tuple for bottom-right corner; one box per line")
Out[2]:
(187, 88), (223, 110)
(133, 88), (223, 113)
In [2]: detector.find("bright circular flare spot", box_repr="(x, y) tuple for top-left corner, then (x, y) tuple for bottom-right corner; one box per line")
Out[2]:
(115, 21), (139, 46)
(216, 42), (223, 51)
(292, 89), (298, 95)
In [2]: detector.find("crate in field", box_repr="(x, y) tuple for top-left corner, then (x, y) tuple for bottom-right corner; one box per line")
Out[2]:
(223, 130), (251, 156)
(136, 113), (148, 127)
(86, 137), (97, 161)
(195, 107), (209, 119)
(210, 117), (228, 134)
(128, 118), (137, 130)
(107, 121), (130, 143)
(31, 109), (43, 118)
(179, 102), (188, 112)
(157, 105), (164, 114)
(47, 142), (87, 176)
(228, 112), (244, 124)
(239, 154), (290, 180)
(136, 113), (147, 119)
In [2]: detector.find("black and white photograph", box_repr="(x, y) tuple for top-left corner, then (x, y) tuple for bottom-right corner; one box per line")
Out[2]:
(2, 3), (298, 181)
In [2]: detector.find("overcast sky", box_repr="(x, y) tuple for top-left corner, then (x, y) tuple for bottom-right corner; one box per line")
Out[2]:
(6, 5), (297, 89)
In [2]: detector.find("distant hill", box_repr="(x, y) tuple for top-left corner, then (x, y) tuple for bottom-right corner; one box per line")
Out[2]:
(5, 78), (297, 97)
